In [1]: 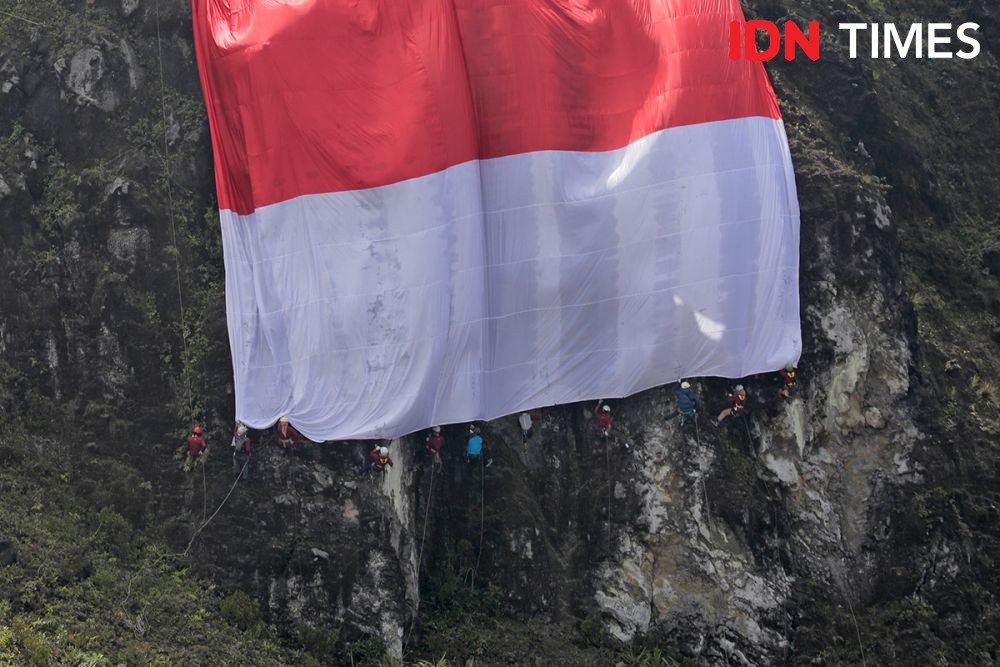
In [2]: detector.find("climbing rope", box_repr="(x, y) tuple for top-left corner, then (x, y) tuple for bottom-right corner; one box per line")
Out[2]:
(740, 413), (757, 459)
(153, 0), (196, 420)
(403, 459), (438, 648)
(414, 461), (436, 578)
(121, 455), (249, 619)
(692, 417), (715, 535)
(605, 433), (613, 550)
(842, 582), (868, 667)
(200, 457), (208, 522)
(738, 409), (783, 538)
(0, 9), (44, 26)
(831, 571), (868, 667)
(180, 455), (249, 556)
(471, 449), (485, 592)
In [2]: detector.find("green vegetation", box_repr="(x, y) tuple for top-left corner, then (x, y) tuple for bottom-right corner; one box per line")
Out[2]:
(0, 430), (308, 665)
(1, 0), (998, 664)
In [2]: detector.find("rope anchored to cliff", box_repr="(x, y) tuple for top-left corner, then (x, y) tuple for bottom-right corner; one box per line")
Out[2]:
(120, 455), (249, 632)
(153, 0), (197, 420)
(414, 461), (436, 579)
(741, 413), (758, 460)
(693, 417), (715, 535)
(403, 458), (438, 648)
(472, 446), (486, 592)
(0, 9), (45, 26)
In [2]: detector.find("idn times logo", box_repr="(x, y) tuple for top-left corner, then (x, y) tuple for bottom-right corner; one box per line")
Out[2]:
(730, 21), (982, 61)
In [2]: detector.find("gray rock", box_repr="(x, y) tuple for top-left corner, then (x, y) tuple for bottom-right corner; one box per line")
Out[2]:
(865, 407), (886, 429)
(66, 47), (118, 112)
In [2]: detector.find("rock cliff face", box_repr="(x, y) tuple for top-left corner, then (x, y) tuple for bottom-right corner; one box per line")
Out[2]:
(1, 0), (998, 664)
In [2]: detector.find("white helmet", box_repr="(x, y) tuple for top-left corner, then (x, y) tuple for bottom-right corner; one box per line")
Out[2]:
(735, 384), (745, 392)
(680, 381), (691, 389)
(432, 426), (441, 433)
(237, 424), (248, 435)
(278, 416), (289, 423)
(603, 404), (611, 412)
(379, 446), (389, 456)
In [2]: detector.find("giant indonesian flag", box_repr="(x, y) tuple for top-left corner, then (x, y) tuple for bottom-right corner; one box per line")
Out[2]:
(193, 0), (801, 441)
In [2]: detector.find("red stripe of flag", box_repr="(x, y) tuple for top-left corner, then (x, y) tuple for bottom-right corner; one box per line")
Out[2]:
(194, 0), (781, 215)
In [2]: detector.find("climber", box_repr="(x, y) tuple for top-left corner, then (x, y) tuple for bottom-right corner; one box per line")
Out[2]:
(361, 445), (393, 475)
(594, 400), (613, 438)
(779, 363), (798, 398)
(231, 423), (252, 480)
(717, 385), (748, 423)
(184, 426), (208, 472)
(276, 416), (301, 457)
(518, 412), (533, 445)
(419, 426), (444, 465)
(466, 425), (492, 466)
(675, 381), (700, 419)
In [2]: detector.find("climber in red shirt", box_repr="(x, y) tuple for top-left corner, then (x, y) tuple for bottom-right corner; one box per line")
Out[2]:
(717, 385), (748, 423)
(420, 426), (444, 465)
(361, 445), (393, 475)
(184, 425), (208, 472)
(595, 400), (613, 438)
(276, 416), (301, 457)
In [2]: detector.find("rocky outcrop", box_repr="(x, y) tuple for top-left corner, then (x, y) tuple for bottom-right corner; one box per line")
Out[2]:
(174, 439), (420, 657)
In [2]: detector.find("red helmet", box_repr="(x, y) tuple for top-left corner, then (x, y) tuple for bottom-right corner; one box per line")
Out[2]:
(193, 426), (202, 434)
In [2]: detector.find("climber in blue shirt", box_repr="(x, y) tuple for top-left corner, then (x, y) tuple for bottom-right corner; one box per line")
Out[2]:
(664, 380), (700, 423)
(465, 425), (492, 467)
(675, 381), (700, 417)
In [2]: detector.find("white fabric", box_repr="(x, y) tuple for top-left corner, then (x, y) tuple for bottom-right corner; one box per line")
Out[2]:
(221, 117), (800, 441)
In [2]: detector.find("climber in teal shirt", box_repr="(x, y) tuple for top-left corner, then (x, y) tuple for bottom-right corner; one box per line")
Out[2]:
(465, 425), (492, 467)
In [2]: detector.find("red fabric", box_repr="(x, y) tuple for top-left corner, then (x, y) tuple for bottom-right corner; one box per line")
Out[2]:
(780, 369), (797, 386)
(596, 413), (613, 429)
(277, 422), (301, 446)
(729, 393), (747, 410)
(426, 433), (445, 453)
(193, 0), (782, 214)
(187, 435), (207, 457)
